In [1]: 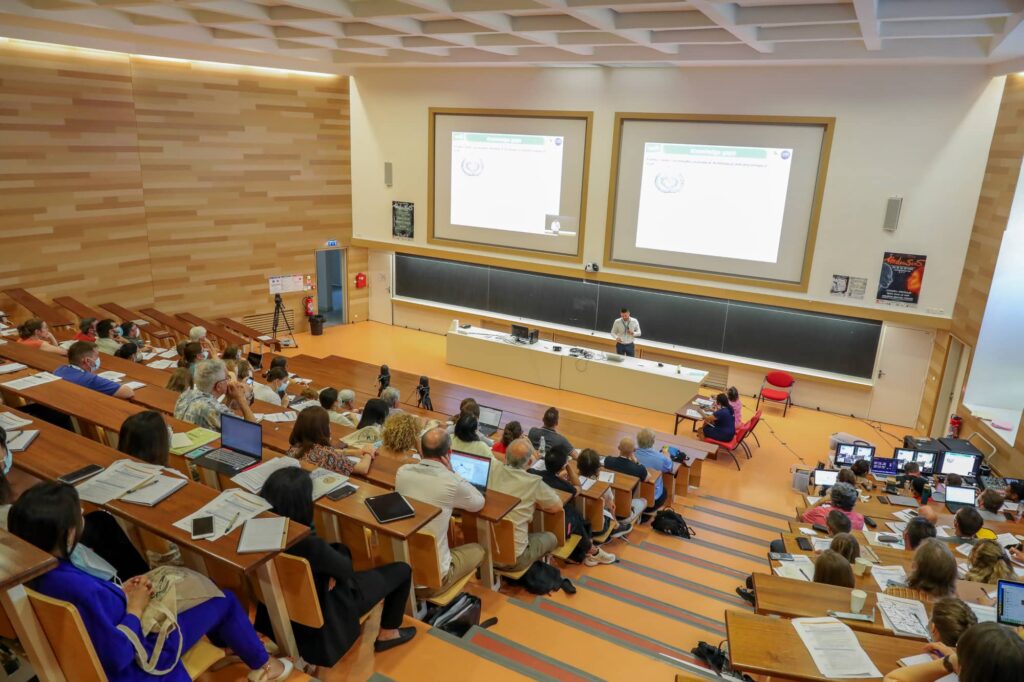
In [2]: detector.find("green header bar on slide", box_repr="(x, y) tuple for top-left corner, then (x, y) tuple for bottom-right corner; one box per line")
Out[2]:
(655, 143), (767, 159)
(455, 132), (546, 145)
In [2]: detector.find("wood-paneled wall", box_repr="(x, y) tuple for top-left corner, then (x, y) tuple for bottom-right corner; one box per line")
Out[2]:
(0, 40), (362, 328)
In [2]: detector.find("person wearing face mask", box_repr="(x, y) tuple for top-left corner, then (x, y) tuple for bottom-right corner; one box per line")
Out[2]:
(174, 359), (256, 431)
(54, 342), (135, 399)
(119, 321), (152, 352)
(252, 366), (290, 407)
(94, 319), (124, 356)
(178, 341), (204, 374)
(114, 342), (141, 362)
(74, 317), (98, 342)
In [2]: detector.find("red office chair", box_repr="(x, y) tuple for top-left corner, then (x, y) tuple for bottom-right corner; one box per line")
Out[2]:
(756, 371), (795, 417)
(704, 423), (752, 471)
(739, 409), (762, 455)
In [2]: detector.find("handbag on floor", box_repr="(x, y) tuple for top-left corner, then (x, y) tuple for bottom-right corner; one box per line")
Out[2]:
(424, 593), (495, 637)
(651, 509), (694, 539)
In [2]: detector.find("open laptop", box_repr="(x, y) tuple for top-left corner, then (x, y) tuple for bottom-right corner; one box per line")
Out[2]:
(246, 351), (263, 371)
(476, 405), (503, 438)
(812, 469), (839, 487)
(998, 580), (1024, 627)
(871, 456), (900, 478)
(449, 451), (492, 494)
(194, 414), (263, 475)
(835, 443), (875, 467)
(944, 484), (978, 514)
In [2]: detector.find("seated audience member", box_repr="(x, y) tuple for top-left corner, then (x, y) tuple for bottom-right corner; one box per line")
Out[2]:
(252, 366), (289, 407)
(94, 319), (122, 356)
(801, 482), (864, 530)
(576, 448), (633, 536)
(964, 539), (1015, 584)
(264, 356), (288, 378)
(598, 440), (648, 524)
(531, 444), (615, 566)
(829, 532), (861, 563)
(451, 413), (492, 458)
(319, 388), (356, 428)
(885, 539), (957, 601)
(117, 411), (170, 467)
(827, 509), (853, 536)
(395, 428), (486, 597)
(944, 473), (964, 489)
(633, 428), (674, 520)
(939, 507), (984, 546)
(119, 321), (150, 351)
(165, 367), (194, 394)
(224, 359), (255, 406)
(174, 359), (255, 429)
(377, 413), (420, 463)
(883, 621), (1024, 682)
(256, 469), (416, 667)
(978, 488), (1006, 522)
(1005, 481), (1024, 504)
(287, 406), (371, 476)
(700, 393), (736, 442)
(489, 438), (564, 576)
(381, 386), (402, 416)
(903, 516), (938, 550)
(220, 345), (239, 361)
(909, 476), (929, 502)
(178, 341), (203, 373)
(492, 421), (522, 460)
(55, 342), (134, 399)
(74, 317), (97, 342)
(337, 388), (360, 417)
(813, 549), (855, 588)
(916, 505), (939, 525)
(447, 398), (495, 447)
(896, 461), (923, 488)
(16, 318), (66, 355)
(341, 399), (388, 447)
(850, 458), (873, 489)
(113, 342), (139, 362)
(10, 482), (292, 681)
(726, 386), (743, 430)
(528, 407), (576, 458)
(0, 429), (12, 528)
(189, 325), (217, 357)
(929, 597), (978, 647)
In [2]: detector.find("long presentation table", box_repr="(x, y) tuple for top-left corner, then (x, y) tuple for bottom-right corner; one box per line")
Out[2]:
(446, 323), (708, 413)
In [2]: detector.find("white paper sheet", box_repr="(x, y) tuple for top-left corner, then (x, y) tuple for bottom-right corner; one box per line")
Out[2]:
(955, 543), (974, 557)
(967, 602), (996, 623)
(120, 475), (187, 506)
(996, 532), (1021, 547)
(0, 412), (32, 430)
(799, 527), (818, 536)
(791, 617), (882, 678)
(98, 371), (125, 381)
(899, 654), (935, 667)
(147, 359), (176, 370)
(871, 565), (907, 591)
(876, 592), (930, 639)
(124, 381), (145, 390)
(0, 362), (27, 375)
(257, 411), (297, 423)
(3, 372), (61, 390)
(76, 460), (162, 504)
(598, 471), (615, 483)
(936, 525), (952, 538)
(173, 489), (272, 541)
(230, 457), (300, 494)
(774, 564), (813, 581)
(812, 537), (833, 552)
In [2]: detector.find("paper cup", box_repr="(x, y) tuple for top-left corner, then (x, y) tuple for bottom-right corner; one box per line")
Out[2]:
(854, 558), (872, 576)
(850, 589), (868, 614)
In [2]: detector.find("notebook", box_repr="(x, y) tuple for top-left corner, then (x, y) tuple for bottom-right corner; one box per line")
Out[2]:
(237, 517), (289, 553)
(120, 475), (187, 506)
(6, 430), (39, 453)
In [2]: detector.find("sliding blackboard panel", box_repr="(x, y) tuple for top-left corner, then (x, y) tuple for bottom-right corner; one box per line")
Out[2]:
(489, 269), (598, 329)
(595, 283), (728, 352)
(394, 255), (488, 310)
(722, 303), (881, 377)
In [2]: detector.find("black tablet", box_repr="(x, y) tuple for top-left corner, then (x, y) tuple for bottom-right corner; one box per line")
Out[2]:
(364, 491), (415, 524)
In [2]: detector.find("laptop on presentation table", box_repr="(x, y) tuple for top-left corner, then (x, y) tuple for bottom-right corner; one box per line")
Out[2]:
(945, 485), (979, 514)
(476, 405), (503, 438)
(449, 451), (493, 494)
(871, 457), (900, 479)
(194, 414), (263, 475)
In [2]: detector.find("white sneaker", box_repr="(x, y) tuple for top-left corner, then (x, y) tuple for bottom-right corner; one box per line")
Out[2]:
(584, 548), (617, 566)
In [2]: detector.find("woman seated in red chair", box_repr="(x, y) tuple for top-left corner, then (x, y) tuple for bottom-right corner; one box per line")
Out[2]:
(700, 393), (736, 443)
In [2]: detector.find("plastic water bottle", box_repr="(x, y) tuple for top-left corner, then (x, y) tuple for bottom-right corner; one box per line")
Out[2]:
(539, 435), (547, 456)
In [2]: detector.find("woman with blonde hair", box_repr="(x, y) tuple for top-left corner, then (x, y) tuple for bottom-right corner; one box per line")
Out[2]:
(885, 539), (958, 601)
(964, 539), (1015, 584)
(376, 413), (421, 463)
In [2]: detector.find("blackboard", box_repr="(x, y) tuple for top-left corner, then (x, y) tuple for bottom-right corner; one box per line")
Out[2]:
(394, 254), (881, 378)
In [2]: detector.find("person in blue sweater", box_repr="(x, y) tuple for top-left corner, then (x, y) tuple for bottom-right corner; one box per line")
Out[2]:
(9, 482), (293, 682)
(701, 393), (737, 443)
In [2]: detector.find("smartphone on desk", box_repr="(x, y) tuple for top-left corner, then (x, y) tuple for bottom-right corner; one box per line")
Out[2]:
(58, 463), (104, 485)
(796, 537), (814, 552)
(768, 552), (793, 561)
(327, 484), (357, 501)
(191, 515), (215, 540)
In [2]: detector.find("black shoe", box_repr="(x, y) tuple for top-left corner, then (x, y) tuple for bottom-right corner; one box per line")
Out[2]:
(735, 587), (756, 607)
(610, 522), (632, 539)
(560, 578), (577, 594)
(745, 574), (754, 590)
(374, 627), (416, 652)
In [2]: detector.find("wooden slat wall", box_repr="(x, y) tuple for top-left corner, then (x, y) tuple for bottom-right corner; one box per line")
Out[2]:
(0, 41), (364, 328)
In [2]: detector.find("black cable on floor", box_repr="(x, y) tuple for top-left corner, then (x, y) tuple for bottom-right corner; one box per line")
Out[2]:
(759, 416), (808, 466)
(856, 417), (904, 445)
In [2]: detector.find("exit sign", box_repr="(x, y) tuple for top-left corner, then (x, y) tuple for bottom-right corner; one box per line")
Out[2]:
(326, 239), (338, 247)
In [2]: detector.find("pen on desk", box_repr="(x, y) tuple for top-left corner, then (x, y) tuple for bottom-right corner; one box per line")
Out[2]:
(799, 568), (811, 581)
(913, 611), (931, 641)
(125, 478), (158, 495)
(225, 510), (241, 534)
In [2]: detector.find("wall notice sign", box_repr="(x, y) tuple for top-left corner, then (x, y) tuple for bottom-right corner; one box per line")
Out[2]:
(831, 274), (867, 299)
(877, 252), (926, 305)
(392, 201), (414, 239)
(268, 275), (305, 295)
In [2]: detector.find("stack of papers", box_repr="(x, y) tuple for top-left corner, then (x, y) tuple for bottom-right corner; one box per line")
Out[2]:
(792, 617), (882, 678)
(231, 457), (300, 494)
(76, 460), (164, 504)
(871, 565), (907, 591)
(173, 489), (272, 541)
(2, 372), (61, 390)
(0, 362), (27, 375)
(170, 428), (220, 456)
(685, 409), (702, 420)
(811, 537), (833, 552)
(158, 348), (178, 359)
(121, 475), (187, 506)
(147, 359), (176, 370)
(98, 371), (126, 382)
(773, 555), (815, 581)
(124, 381), (145, 390)
(865, 532), (905, 550)
(6, 430), (39, 453)
(311, 468), (350, 499)
(598, 471), (615, 483)
(876, 593), (930, 639)
(288, 399), (319, 412)
(0, 412), (32, 430)
(892, 509), (918, 523)
(257, 412), (297, 423)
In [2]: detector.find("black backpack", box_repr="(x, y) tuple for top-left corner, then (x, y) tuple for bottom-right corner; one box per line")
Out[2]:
(515, 561), (563, 594)
(651, 509), (695, 539)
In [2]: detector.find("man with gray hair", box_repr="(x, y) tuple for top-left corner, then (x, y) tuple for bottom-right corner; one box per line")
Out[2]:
(800, 481), (865, 531)
(188, 325), (217, 359)
(381, 386), (403, 416)
(174, 359), (255, 431)
(632, 427), (674, 521)
(489, 437), (563, 572)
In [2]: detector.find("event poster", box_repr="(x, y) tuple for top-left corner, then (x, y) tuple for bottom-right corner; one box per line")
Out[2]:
(831, 274), (867, 299)
(392, 201), (414, 240)
(876, 252), (926, 305)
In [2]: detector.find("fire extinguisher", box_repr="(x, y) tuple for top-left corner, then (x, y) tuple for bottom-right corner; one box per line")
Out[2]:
(355, 272), (367, 289)
(948, 414), (962, 439)
(302, 295), (314, 318)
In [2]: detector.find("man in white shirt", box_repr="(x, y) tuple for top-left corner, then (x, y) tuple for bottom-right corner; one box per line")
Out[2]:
(395, 428), (486, 596)
(489, 438), (562, 572)
(251, 366), (289, 407)
(610, 307), (641, 357)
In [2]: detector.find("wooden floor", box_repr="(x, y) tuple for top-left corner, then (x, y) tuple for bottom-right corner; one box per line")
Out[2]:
(283, 321), (915, 681)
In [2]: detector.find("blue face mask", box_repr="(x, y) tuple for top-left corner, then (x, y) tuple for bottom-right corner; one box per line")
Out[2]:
(1, 445), (10, 476)
(91, 356), (101, 372)
(70, 543), (118, 581)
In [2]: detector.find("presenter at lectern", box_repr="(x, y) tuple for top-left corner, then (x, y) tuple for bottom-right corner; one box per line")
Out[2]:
(611, 308), (641, 357)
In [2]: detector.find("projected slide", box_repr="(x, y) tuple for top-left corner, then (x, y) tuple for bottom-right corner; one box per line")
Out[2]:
(450, 131), (565, 234)
(635, 143), (794, 263)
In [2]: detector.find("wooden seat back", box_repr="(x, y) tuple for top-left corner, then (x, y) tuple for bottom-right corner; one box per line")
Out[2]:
(25, 588), (106, 682)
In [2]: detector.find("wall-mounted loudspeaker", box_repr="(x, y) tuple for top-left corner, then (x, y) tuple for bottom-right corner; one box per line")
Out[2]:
(384, 162), (393, 187)
(883, 196), (902, 232)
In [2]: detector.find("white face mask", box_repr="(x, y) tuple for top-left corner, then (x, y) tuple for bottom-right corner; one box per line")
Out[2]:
(278, 380), (290, 393)
(90, 356), (101, 372)
(1, 445), (11, 476)
(199, 350), (209, 361)
(70, 544), (117, 581)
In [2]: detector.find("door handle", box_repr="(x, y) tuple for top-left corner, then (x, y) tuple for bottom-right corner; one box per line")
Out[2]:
(877, 369), (886, 379)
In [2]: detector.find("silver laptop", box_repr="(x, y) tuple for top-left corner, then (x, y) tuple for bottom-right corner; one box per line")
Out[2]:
(477, 405), (502, 438)
(450, 451), (493, 494)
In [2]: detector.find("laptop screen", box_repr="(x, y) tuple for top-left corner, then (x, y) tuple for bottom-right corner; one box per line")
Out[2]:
(998, 580), (1024, 626)
(450, 451), (492, 490)
(220, 414), (263, 458)
(894, 448), (916, 466)
(836, 443), (875, 465)
(945, 485), (977, 505)
(247, 352), (263, 370)
(871, 457), (900, 477)
(477, 406), (502, 429)
(941, 452), (980, 477)
(813, 469), (839, 486)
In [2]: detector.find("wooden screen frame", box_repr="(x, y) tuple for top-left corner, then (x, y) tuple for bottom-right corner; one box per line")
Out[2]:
(427, 107), (593, 262)
(603, 112), (836, 292)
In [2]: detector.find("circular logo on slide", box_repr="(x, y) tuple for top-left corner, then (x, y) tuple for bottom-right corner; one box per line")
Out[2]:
(555, 137), (563, 146)
(654, 172), (684, 193)
(460, 157), (484, 176)
(781, 150), (791, 160)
